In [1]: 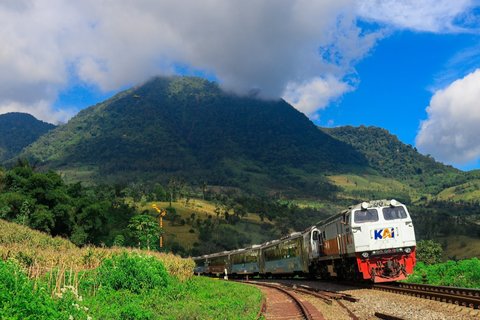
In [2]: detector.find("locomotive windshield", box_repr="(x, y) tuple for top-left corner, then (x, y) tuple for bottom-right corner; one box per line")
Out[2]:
(354, 209), (378, 223)
(383, 206), (407, 220)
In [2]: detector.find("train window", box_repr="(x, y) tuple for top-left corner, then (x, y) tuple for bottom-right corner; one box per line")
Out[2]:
(209, 256), (226, 266)
(354, 209), (379, 223)
(245, 251), (258, 263)
(312, 231), (319, 240)
(383, 206), (407, 220)
(231, 254), (244, 265)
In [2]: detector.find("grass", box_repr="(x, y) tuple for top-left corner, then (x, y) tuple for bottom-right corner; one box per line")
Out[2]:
(0, 219), (264, 319)
(327, 174), (419, 201)
(0, 219), (194, 281)
(137, 199), (274, 250)
(406, 259), (480, 288)
(436, 179), (480, 202)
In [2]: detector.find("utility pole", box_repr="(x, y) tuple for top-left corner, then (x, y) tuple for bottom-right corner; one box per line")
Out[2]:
(152, 204), (167, 248)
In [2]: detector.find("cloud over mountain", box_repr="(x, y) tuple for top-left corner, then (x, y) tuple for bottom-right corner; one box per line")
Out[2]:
(0, 0), (477, 123)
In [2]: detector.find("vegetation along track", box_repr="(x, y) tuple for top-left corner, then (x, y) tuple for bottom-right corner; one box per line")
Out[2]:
(239, 280), (361, 319)
(372, 282), (480, 309)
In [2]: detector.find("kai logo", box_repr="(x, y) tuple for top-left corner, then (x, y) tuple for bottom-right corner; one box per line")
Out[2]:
(374, 228), (395, 240)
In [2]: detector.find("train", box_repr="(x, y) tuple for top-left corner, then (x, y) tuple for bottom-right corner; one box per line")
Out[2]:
(192, 199), (416, 283)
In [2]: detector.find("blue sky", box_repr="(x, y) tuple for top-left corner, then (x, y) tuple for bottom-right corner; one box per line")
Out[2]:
(1, 1), (480, 170)
(318, 30), (480, 171)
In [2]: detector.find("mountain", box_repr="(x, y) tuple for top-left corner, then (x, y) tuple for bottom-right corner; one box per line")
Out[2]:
(323, 125), (458, 179)
(0, 112), (55, 162)
(322, 125), (465, 200)
(21, 76), (367, 195)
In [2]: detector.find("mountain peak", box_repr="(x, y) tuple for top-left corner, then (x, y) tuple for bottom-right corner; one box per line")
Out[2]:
(21, 76), (366, 195)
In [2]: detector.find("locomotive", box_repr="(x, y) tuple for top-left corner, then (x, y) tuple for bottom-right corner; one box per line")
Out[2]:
(193, 199), (416, 283)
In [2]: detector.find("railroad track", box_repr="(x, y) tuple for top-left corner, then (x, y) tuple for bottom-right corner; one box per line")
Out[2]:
(245, 281), (315, 319)
(240, 280), (360, 319)
(372, 282), (480, 309)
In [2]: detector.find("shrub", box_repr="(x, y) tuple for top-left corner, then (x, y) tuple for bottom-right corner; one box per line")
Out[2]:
(416, 240), (443, 264)
(95, 253), (170, 293)
(406, 258), (480, 288)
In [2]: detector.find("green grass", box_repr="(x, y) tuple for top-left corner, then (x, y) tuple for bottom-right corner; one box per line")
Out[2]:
(406, 258), (480, 288)
(436, 179), (480, 202)
(0, 254), (262, 320)
(327, 174), (418, 201)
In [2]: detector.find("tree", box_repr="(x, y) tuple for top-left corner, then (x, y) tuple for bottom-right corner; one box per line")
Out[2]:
(128, 215), (160, 250)
(416, 240), (443, 265)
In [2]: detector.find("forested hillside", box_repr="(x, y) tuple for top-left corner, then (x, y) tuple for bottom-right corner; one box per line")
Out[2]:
(0, 112), (55, 162)
(21, 76), (366, 196)
(323, 126), (457, 179)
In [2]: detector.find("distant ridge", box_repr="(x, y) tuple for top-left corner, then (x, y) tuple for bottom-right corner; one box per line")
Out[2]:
(323, 125), (457, 179)
(0, 112), (55, 162)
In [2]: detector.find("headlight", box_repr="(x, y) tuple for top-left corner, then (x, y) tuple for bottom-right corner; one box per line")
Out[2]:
(404, 247), (412, 253)
(361, 202), (369, 210)
(361, 252), (369, 258)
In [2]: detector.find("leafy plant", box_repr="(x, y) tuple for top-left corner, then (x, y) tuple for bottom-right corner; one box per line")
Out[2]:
(416, 239), (443, 264)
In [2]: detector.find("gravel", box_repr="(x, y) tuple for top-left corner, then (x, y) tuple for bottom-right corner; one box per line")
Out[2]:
(256, 279), (480, 320)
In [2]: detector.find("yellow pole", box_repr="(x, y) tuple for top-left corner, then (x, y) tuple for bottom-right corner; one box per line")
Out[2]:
(160, 214), (163, 248)
(152, 204), (166, 249)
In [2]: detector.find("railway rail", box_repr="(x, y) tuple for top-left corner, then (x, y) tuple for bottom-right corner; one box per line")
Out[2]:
(373, 282), (480, 309)
(244, 281), (315, 319)
(240, 280), (360, 319)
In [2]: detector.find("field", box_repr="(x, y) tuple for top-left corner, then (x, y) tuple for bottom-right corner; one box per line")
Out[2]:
(327, 174), (419, 202)
(137, 199), (275, 250)
(436, 179), (480, 202)
(0, 219), (263, 319)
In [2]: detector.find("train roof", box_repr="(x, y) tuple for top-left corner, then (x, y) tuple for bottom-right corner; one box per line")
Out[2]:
(314, 199), (404, 226)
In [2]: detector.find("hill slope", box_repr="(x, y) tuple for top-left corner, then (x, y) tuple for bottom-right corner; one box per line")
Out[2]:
(0, 113), (55, 162)
(323, 125), (457, 179)
(22, 76), (366, 194)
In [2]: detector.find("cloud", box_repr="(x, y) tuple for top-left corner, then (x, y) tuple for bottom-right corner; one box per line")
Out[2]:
(283, 76), (353, 117)
(357, 0), (478, 33)
(416, 69), (480, 164)
(0, 100), (75, 125)
(0, 0), (379, 122)
(0, 1), (477, 123)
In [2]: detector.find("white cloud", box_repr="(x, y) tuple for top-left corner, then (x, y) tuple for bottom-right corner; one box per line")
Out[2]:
(283, 76), (352, 117)
(357, 0), (478, 33)
(416, 69), (480, 164)
(0, 1), (477, 123)
(0, 100), (75, 124)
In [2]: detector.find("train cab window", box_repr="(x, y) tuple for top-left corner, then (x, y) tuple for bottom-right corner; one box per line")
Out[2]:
(354, 209), (379, 223)
(383, 206), (408, 220)
(312, 231), (319, 240)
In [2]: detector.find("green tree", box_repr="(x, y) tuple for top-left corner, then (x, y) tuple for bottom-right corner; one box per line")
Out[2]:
(416, 240), (443, 265)
(128, 215), (160, 250)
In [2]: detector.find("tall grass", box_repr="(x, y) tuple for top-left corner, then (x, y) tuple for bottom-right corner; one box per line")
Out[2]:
(0, 219), (262, 319)
(0, 219), (194, 286)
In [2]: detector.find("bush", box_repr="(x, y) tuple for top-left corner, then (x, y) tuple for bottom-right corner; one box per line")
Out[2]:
(95, 253), (170, 293)
(406, 258), (480, 288)
(416, 240), (443, 264)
